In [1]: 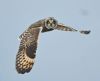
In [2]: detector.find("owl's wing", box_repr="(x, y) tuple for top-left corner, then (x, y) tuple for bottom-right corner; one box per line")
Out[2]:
(56, 24), (78, 32)
(16, 27), (42, 74)
(56, 24), (90, 34)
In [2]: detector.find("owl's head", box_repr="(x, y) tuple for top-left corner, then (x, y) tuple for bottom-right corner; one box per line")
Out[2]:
(45, 17), (58, 29)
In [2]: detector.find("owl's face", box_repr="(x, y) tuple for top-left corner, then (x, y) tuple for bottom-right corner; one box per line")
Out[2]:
(45, 17), (58, 29)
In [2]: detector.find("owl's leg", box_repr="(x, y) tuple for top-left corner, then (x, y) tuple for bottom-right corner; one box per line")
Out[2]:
(56, 24), (91, 35)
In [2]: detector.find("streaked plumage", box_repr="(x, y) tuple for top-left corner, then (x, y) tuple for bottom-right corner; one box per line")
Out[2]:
(16, 17), (90, 74)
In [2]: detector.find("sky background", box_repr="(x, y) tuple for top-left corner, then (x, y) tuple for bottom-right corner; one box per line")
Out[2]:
(0, 0), (100, 81)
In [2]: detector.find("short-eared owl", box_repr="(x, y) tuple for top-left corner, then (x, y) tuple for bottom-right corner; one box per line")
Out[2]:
(16, 17), (90, 74)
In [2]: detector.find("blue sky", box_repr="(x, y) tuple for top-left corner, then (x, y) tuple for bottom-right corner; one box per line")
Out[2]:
(0, 0), (100, 81)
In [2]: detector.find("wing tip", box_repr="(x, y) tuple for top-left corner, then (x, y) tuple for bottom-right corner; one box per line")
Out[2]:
(80, 30), (91, 35)
(16, 64), (33, 74)
(16, 52), (34, 74)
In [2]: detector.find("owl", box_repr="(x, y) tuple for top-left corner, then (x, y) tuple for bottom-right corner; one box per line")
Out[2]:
(16, 17), (90, 74)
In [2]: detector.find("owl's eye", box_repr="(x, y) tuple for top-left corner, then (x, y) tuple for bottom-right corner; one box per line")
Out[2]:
(46, 20), (50, 24)
(53, 20), (57, 24)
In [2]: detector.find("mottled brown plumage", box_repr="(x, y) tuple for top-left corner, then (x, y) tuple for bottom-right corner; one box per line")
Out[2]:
(16, 27), (41, 74)
(16, 17), (90, 74)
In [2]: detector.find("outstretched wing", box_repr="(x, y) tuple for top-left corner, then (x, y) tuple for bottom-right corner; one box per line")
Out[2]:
(56, 24), (78, 32)
(56, 24), (90, 34)
(16, 27), (42, 74)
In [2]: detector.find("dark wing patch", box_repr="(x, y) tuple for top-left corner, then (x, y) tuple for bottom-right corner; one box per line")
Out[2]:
(26, 41), (37, 58)
(16, 27), (41, 74)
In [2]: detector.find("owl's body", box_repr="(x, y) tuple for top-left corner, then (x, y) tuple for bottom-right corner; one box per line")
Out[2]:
(16, 17), (90, 74)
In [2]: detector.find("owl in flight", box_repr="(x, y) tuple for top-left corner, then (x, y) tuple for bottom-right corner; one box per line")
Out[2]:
(16, 17), (90, 74)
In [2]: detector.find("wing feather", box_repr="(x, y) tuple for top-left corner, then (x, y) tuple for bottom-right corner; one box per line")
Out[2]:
(16, 27), (42, 74)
